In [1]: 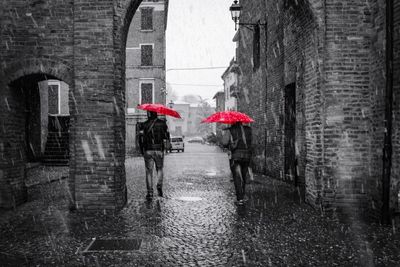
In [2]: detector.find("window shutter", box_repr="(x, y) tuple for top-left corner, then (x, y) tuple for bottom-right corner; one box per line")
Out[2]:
(141, 83), (153, 104)
(48, 84), (59, 114)
(141, 45), (153, 66)
(141, 8), (153, 30)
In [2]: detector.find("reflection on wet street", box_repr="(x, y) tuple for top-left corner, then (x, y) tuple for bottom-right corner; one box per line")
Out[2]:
(0, 143), (399, 266)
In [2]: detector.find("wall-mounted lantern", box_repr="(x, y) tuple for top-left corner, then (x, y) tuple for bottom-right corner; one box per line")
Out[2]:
(229, 0), (266, 31)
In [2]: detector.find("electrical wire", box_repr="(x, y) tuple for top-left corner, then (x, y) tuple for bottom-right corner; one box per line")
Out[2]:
(166, 66), (228, 71)
(167, 83), (222, 87)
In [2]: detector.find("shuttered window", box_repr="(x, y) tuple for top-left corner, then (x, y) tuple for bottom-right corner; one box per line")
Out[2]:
(141, 83), (153, 104)
(141, 8), (153, 30)
(48, 84), (59, 114)
(141, 45), (153, 66)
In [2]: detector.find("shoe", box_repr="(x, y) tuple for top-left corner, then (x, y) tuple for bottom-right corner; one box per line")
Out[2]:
(157, 185), (163, 197)
(236, 199), (245, 205)
(146, 192), (153, 201)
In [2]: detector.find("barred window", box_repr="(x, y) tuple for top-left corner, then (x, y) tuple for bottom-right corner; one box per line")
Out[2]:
(141, 8), (153, 30)
(141, 83), (153, 104)
(141, 45), (153, 66)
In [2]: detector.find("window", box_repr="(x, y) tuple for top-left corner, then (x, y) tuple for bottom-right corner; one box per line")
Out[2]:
(253, 24), (260, 71)
(141, 44), (153, 66)
(48, 81), (60, 115)
(140, 82), (153, 104)
(141, 8), (153, 30)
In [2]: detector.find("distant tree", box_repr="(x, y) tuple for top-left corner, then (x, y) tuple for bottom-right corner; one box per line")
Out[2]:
(195, 99), (214, 135)
(181, 94), (201, 104)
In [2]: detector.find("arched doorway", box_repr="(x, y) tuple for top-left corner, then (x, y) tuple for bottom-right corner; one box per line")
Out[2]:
(1, 73), (71, 208)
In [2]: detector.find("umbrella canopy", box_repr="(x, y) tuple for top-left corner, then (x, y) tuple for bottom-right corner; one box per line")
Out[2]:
(201, 111), (254, 124)
(137, 103), (181, 119)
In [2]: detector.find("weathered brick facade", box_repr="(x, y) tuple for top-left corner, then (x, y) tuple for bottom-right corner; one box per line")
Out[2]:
(0, 0), (146, 211)
(391, 1), (400, 212)
(237, 0), (399, 216)
(0, 0), (398, 217)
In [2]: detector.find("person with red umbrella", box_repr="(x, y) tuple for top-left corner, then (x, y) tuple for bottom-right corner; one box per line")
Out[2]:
(137, 103), (181, 200)
(202, 111), (253, 205)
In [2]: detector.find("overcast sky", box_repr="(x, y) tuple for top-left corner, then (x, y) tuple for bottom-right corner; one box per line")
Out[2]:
(166, 0), (237, 104)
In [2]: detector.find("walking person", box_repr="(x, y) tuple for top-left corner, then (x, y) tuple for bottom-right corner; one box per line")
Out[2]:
(201, 110), (254, 204)
(224, 122), (252, 205)
(138, 111), (170, 200)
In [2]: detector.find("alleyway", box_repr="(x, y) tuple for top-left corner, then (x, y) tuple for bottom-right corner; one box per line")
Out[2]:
(0, 143), (399, 266)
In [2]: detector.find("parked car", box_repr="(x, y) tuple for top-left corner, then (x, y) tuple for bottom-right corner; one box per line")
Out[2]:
(169, 136), (184, 152)
(187, 136), (204, 144)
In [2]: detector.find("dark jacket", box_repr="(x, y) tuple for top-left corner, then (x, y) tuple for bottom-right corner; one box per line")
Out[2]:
(226, 124), (252, 161)
(139, 118), (170, 152)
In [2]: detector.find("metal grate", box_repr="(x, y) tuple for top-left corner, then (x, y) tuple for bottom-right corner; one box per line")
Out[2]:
(84, 239), (142, 252)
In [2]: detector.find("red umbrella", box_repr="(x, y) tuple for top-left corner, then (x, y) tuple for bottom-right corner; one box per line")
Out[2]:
(137, 103), (181, 119)
(201, 111), (254, 124)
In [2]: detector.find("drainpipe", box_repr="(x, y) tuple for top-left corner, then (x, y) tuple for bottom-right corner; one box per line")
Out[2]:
(382, 0), (394, 225)
(263, 0), (268, 175)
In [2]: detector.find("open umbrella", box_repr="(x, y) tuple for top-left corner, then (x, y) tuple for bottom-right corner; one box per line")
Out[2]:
(137, 103), (181, 119)
(201, 111), (254, 124)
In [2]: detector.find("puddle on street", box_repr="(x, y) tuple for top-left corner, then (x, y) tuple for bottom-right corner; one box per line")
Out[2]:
(205, 171), (217, 176)
(175, 196), (203, 202)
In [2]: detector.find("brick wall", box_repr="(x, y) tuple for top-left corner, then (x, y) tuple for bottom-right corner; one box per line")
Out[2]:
(0, 85), (27, 208)
(72, 0), (122, 211)
(369, 0), (386, 216)
(318, 0), (373, 212)
(391, 1), (400, 212)
(0, 0), (74, 208)
(238, 0), (319, 186)
(236, 0), (267, 173)
(238, 0), (398, 214)
(0, 0), (144, 211)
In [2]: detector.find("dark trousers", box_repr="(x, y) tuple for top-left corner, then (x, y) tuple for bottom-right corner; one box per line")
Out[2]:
(231, 159), (250, 201)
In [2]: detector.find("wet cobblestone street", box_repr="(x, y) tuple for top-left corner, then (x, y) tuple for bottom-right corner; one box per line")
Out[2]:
(1, 144), (400, 266)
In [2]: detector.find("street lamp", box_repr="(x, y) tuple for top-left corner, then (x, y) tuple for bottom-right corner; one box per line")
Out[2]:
(229, 0), (266, 31)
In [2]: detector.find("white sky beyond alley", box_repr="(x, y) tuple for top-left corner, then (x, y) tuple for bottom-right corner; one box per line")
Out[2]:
(166, 0), (237, 104)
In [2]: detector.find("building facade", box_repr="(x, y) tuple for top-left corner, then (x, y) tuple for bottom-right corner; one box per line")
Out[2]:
(235, 0), (400, 219)
(167, 101), (190, 136)
(213, 91), (225, 113)
(213, 91), (225, 144)
(221, 58), (239, 111)
(125, 0), (169, 155)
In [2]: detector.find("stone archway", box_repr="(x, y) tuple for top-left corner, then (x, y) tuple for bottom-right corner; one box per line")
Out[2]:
(1, 58), (73, 87)
(67, 0), (144, 211)
(0, 60), (72, 208)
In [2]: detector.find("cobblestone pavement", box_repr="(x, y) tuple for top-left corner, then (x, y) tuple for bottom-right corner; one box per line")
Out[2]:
(1, 144), (400, 266)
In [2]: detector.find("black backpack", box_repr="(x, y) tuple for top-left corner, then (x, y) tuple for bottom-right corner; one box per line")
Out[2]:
(142, 119), (167, 150)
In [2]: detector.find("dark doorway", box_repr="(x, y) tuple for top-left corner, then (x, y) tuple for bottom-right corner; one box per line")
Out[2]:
(284, 83), (297, 185)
